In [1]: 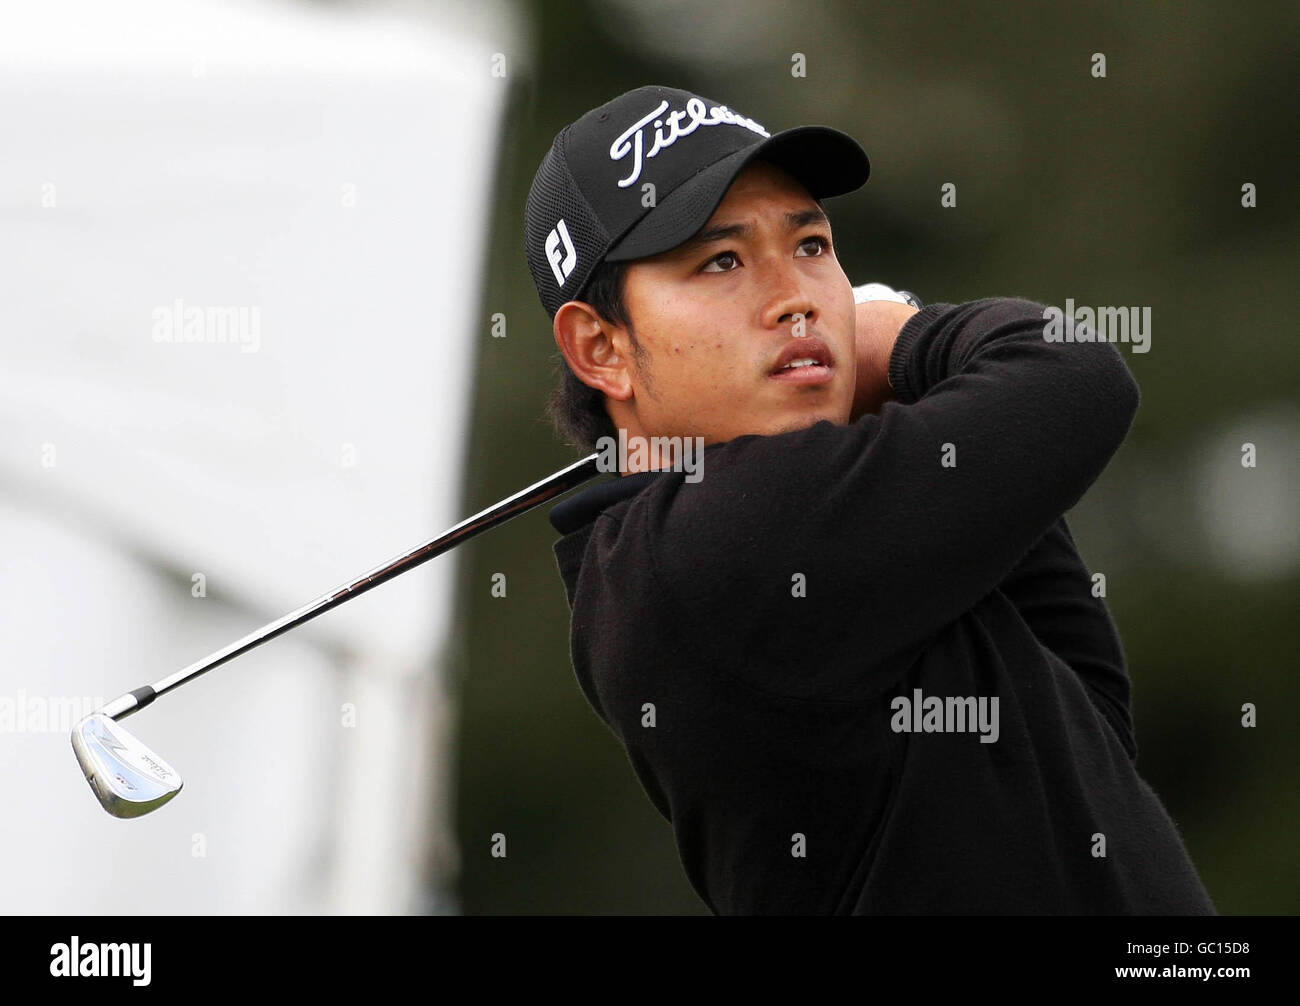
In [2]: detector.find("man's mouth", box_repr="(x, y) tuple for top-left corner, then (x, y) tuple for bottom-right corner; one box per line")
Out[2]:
(769, 359), (834, 384)
(769, 337), (834, 384)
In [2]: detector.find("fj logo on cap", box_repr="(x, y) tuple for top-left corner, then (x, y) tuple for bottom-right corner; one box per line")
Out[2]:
(610, 97), (770, 189)
(545, 218), (577, 286)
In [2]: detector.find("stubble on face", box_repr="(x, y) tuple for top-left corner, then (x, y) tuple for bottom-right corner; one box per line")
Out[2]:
(625, 328), (657, 401)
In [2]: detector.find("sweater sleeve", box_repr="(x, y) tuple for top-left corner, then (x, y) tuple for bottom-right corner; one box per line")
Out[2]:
(997, 517), (1138, 759)
(640, 297), (1141, 701)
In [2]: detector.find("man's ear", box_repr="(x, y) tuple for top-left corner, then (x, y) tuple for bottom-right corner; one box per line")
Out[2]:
(553, 301), (635, 402)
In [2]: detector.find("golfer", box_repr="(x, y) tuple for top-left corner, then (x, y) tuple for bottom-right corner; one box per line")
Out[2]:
(524, 84), (1216, 915)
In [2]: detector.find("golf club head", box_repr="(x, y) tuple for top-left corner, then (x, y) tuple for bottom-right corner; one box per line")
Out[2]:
(71, 713), (182, 818)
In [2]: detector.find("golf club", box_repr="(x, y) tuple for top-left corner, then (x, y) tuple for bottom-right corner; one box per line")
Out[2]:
(72, 451), (604, 818)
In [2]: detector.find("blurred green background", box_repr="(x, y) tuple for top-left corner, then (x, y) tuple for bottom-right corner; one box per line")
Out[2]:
(447, 0), (1299, 914)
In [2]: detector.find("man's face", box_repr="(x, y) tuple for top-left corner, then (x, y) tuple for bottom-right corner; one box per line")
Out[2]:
(609, 160), (857, 444)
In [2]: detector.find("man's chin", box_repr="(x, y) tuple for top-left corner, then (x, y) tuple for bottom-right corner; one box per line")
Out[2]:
(705, 405), (849, 443)
(766, 411), (845, 436)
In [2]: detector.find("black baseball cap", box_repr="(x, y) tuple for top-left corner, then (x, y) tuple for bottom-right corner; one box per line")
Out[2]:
(524, 84), (870, 321)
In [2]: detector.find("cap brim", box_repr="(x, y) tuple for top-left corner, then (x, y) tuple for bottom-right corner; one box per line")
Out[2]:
(604, 125), (869, 263)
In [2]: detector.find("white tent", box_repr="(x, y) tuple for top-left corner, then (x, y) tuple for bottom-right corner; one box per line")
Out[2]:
(0, 0), (518, 913)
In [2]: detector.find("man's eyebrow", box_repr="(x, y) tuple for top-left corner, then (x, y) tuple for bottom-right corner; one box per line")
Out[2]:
(673, 207), (830, 257)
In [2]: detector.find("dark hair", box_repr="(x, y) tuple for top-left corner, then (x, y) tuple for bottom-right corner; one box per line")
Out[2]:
(545, 258), (646, 451)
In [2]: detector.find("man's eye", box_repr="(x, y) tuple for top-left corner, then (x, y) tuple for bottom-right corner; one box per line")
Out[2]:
(701, 251), (739, 273)
(797, 235), (830, 256)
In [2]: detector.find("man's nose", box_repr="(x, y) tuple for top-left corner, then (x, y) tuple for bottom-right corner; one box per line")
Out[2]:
(761, 264), (817, 331)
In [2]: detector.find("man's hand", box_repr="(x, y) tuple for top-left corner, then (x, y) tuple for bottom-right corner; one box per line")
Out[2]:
(850, 299), (919, 421)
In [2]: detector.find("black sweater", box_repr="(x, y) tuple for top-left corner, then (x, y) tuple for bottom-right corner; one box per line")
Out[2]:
(548, 297), (1216, 915)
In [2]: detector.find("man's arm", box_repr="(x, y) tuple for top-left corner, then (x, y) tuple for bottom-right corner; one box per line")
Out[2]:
(637, 297), (1140, 701)
(997, 518), (1138, 758)
(873, 294), (1134, 748)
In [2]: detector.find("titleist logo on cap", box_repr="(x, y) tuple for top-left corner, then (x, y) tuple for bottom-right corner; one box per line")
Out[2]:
(609, 97), (770, 188)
